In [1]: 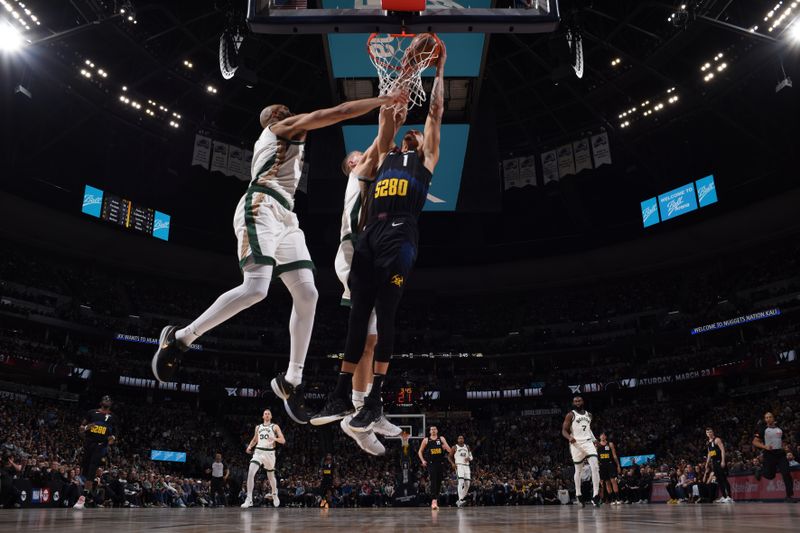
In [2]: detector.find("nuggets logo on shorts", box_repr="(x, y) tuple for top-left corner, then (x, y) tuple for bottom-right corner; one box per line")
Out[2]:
(390, 274), (404, 287)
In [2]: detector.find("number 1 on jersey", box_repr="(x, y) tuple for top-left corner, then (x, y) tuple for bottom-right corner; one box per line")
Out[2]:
(403, 154), (408, 167)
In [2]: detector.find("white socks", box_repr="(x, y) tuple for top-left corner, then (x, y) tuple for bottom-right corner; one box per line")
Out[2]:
(458, 479), (470, 500)
(267, 470), (278, 497)
(574, 464), (583, 497)
(246, 462), (259, 500)
(281, 269), (318, 386)
(175, 265), (317, 388)
(352, 381), (373, 409)
(176, 266), (272, 346)
(588, 456), (601, 497)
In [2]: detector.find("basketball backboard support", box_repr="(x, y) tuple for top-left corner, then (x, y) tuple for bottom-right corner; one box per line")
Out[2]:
(247, 0), (560, 34)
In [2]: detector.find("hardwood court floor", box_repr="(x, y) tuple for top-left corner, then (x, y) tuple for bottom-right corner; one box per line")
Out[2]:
(2, 504), (799, 532)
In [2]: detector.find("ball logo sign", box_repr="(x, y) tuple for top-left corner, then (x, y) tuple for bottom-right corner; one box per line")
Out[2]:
(640, 197), (659, 228)
(695, 174), (718, 207)
(657, 183), (698, 221)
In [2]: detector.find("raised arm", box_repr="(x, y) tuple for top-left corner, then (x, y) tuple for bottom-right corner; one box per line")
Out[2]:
(422, 40), (446, 173)
(273, 92), (403, 140)
(562, 412), (575, 443)
(273, 424), (287, 445)
(354, 104), (408, 181)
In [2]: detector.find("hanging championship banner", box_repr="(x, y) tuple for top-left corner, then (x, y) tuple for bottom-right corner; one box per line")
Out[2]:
(191, 135), (211, 169)
(210, 141), (229, 174)
(502, 158), (521, 189)
(227, 146), (244, 178)
(591, 132), (612, 167)
(573, 138), (592, 173)
(541, 150), (558, 183)
(241, 150), (253, 182)
(557, 144), (576, 178)
(518, 156), (537, 186)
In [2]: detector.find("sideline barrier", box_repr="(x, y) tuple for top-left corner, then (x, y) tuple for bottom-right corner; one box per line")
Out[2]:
(650, 469), (800, 502)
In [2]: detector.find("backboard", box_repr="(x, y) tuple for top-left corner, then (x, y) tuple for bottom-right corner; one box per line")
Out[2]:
(247, 0), (560, 34)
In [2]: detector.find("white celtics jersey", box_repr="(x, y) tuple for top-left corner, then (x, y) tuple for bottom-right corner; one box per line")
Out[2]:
(340, 171), (362, 242)
(257, 423), (276, 449)
(455, 444), (472, 466)
(571, 410), (595, 443)
(250, 126), (305, 204)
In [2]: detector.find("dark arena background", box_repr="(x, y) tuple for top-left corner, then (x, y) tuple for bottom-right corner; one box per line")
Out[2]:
(1, 1), (799, 532)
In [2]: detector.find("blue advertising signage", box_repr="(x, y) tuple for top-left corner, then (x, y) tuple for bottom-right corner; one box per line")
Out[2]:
(323, 0), (490, 78)
(620, 454), (656, 467)
(640, 197), (659, 228)
(82, 185), (103, 218)
(153, 211), (171, 241)
(341, 124), (468, 212)
(695, 174), (718, 207)
(150, 450), (187, 463)
(657, 183), (698, 221)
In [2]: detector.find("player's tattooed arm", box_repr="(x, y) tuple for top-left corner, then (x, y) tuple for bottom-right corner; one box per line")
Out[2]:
(273, 424), (286, 445)
(562, 412), (576, 443)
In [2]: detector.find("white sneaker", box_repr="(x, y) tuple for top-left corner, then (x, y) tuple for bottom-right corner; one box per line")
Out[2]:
(272, 494), (280, 508)
(340, 416), (385, 456)
(373, 416), (402, 437)
(456, 499), (466, 508)
(241, 498), (253, 508)
(714, 497), (726, 503)
(725, 497), (734, 503)
(73, 496), (85, 509)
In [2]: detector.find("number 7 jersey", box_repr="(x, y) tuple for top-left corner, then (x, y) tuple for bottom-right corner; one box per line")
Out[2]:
(370, 150), (432, 221)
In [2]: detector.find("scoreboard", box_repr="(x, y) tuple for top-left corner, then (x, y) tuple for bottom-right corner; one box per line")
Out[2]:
(82, 184), (170, 241)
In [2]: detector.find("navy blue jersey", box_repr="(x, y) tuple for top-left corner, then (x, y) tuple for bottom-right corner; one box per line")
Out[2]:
(84, 409), (116, 444)
(370, 150), (432, 220)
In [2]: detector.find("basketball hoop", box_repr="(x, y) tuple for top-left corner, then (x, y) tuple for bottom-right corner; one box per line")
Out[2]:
(367, 32), (442, 110)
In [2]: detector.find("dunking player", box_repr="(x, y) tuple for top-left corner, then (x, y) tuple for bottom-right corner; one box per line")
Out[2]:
(242, 409), (286, 508)
(324, 106), (408, 454)
(753, 411), (796, 502)
(151, 90), (406, 424)
(450, 435), (473, 507)
(705, 427), (733, 503)
(597, 432), (622, 504)
(562, 395), (602, 507)
(418, 426), (452, 510)
(314, 40), (448, 432)
(73, 396), (116, 509)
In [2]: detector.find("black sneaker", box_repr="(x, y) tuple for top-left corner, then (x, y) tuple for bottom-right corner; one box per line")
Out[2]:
(309, 394), (354, 426)
(348, 397), (382, 433)
(152, 325), (188, 383)
(270, 373), (312, 424)
(592, 495), (603, 507)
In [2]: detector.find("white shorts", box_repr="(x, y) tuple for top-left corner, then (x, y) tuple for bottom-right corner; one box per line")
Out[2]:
(334, 238), (377, 335)
(251, 448), (276, 471)
(234, 186), (313, 276)
(456, 464), (471, 481)
(570, 440), (598, 464)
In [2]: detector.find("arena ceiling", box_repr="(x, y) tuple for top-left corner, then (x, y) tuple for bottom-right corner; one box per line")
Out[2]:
(1, 0), (799, 265)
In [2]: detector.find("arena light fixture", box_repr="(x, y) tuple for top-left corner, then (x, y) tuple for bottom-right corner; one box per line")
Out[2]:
(206, 85), (218, 94)
(790, 20), (800, 41)
(183, 59), (193, 69)
(0, 18), (22, 52)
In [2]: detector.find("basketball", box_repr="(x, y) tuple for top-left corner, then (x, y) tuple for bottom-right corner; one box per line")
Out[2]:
(402, 33), (440, 70)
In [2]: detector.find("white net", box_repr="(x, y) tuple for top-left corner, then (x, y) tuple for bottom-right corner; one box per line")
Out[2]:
(367, 33), (441, 110)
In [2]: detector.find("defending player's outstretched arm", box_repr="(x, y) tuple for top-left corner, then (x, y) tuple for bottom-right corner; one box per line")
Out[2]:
(272, 91), (406, 140)
(421, 40), (447, 173)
